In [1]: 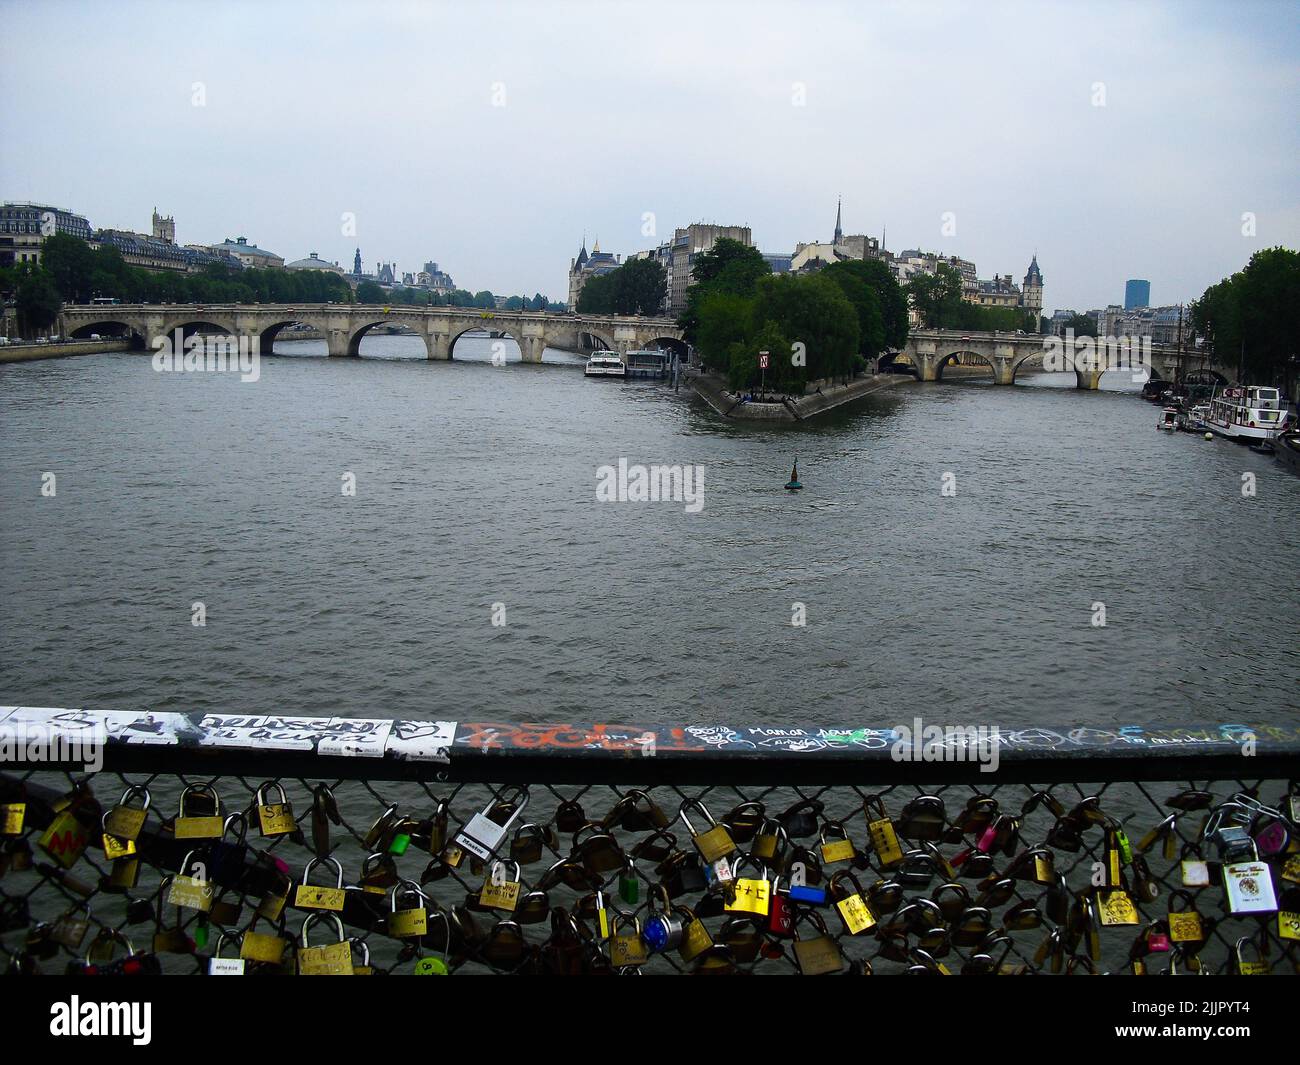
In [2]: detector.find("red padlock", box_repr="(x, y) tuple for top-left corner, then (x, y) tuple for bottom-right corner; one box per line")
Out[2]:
(767, 878), (794, 937)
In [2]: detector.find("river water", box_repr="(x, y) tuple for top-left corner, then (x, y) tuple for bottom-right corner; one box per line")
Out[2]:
(1, 334), (1296, 730)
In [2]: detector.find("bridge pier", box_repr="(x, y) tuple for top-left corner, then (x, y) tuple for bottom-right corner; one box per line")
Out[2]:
(521, 336), (546, 364)
(428, 333), (450, 360)
(327, 330), (351, 357)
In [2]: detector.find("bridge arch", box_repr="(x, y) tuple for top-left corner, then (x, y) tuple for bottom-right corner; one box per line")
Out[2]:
(645, 336), (688, 358)
(158, 319), (239, 348)
(934, 349), (995, 383)
(347, 318), (430, 358)
(448, 324), (524, 361)
(259, 318), (329, 354)
(67, 319), (147, 347)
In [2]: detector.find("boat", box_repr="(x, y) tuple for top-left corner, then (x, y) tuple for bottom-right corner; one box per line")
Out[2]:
(1205, 385), (1290, 442)
(584, 351), (626, 378)
(1176, 402), (1210, 433)
(623, 349), (670, 379)
(784, 458), (802, 491)
(1275, 429), (1300, 476)
(1157, 406), (1178, 431)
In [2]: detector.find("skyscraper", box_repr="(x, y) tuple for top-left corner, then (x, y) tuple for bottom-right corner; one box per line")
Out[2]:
(1125, 279), (1150, 310)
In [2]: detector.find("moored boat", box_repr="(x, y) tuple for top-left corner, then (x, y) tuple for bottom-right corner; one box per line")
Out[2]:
(1157, 406), (1178, 431)
(1205, 384), (1290, 442)
(1275, 429), (1300, 476)
(584, 351), (626, 378)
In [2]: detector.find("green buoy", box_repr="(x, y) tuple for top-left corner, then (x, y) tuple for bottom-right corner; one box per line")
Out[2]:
(784, 457), (802, 491)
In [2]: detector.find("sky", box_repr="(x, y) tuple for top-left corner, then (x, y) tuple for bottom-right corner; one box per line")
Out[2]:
(2, 0), (1297, 313)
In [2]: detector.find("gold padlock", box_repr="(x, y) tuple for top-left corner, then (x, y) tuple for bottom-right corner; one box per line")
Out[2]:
(254, 781), (296, 838)
(678, 799), (735, 863)
(479, 860), (522, 912)
(294, 856), (347, 912)
(297, 913), (354, 975)
(174, 783), (223, 839)
(387, 880), (430, 938)
(103, 785), (150, 842)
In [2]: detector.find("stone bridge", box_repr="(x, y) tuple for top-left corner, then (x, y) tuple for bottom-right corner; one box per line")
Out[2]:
(895, 328), (1236, 389)
(57, 303), (686, 363)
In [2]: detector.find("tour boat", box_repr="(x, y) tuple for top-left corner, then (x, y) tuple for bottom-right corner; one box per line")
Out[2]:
(623, 349), (669, 379)
(1157, 407), (1178, 431)
(1205, 385), (1289, 442)
(584, 351), (626, 378)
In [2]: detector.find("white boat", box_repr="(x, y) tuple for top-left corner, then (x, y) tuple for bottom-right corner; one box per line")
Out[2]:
(584, 351), (626, 378)
(1157, 406), (1178, 430)
(1205, 385), (1290, 442)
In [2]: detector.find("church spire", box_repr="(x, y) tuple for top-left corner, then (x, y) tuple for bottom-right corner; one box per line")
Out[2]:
(833, 196), (843, 244)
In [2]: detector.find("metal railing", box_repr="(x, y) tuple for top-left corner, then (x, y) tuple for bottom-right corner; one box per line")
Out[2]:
(1, 707), (1297, 975)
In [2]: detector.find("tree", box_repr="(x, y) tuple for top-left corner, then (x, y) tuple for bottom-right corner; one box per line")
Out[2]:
(752, 273), (859, 385)
(1065, 312), (1097, 338)
(356, 280), (386, 304)
(473, 290), (496, 308)
(823, 260), (887, 360)
(614, 258), (666, 315)
(905, 263), (964, 328)
(16, 266), (62, 335)
(41, 233), (97, 303)
(731, 320), (793, 392)
(576, 272), (616, 314)
(694, 290), (754, 375)
(680, 239), (772, 343)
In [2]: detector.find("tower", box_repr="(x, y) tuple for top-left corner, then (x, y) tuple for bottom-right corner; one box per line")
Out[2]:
(833, 197), (843, 245)
(1022, 254), (1043, 316)
(151, 208), (175, 244)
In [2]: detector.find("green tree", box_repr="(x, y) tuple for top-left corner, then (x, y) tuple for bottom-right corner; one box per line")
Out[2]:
(16, 266), (62, 335)
(905, 263), (964, 328)
(614, 257), (666, 315)
(752, 273), (859, 385)
(473, 290), (496, 308)
(694, 290), (754, 375)
(822, 260), (887, 360)
(356, 280), (386, 304)
(576, 272), (616, 314)
(730, 320), (794, 392)
(41, 233), (97, 303)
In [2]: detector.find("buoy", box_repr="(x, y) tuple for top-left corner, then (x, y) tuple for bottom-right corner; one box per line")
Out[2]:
(1204, 432), (1213, 440)
(784, 457), (802, 491)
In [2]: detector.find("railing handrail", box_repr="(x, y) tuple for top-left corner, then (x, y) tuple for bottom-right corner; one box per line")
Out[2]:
(3, 706), (1296, 786)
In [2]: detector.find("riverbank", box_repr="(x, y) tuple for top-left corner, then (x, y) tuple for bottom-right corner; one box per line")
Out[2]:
(0, 339), (132, 363)
(688, 370), (913, 420)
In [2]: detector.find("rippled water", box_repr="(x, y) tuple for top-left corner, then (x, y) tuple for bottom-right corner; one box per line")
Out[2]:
(1, 334), (1296, 728)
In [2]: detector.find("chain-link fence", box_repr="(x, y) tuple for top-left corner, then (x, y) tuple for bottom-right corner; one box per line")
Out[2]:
(4, 746), (1298, 975)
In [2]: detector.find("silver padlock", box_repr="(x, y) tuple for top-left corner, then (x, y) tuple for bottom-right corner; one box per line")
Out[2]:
(208, 931), (246, 975)
(454, 786), (529, 862)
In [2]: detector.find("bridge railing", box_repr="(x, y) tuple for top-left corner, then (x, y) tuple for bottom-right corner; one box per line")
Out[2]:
(2, 707), (1297, 975)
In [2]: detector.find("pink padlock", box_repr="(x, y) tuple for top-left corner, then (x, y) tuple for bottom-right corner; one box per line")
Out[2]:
(1148, 932), (1172, 952)
(1254, 820), (1288, 856)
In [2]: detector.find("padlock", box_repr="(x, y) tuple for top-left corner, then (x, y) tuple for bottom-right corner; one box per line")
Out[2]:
(609, 913), (648, 967)
(1167, 890), (1205, 944)
(574, 822), (625, 875)
(239, 915), (289, 966)
(862, 796), (903, 866)
(103, 785), (151, 842)
(50, 901), (92, 949)
(208, 813), (251, 888)
(254, 781), (296, 837)
(777, 799), (825, 839)
(387, 879), (430, 938)
(751, 818), (787, 865)
(617, 858), (640, 905)
(38, 806), (92, 868)
(510, 822), (548, 864)
(297, 912), (353, 975)
(72, 928), (160, 976)
(479, 859), (522, 912)
(358, 850), (400, 895)
(414, 910), (451, 974)
(311, 783), (341, 858)
(603, 789), (669, 832)
(100, 808), (136, 862)
(480, 919), (528, 969)
(174, 783), (224, 839)
(294, 856), (347, 912)
(828, 870), (876, 935)
(1232, 936), (1270, 975)
(818, 820), (856, 865)
(554, 797), (586, 834)
(208, 931), (246, 975)
(255, 868), (292, 922)
(350, 938), (377, 976)
(1094, 887), (1139, 927)
(167, 850), (215, 912)
(107, 853), (141, 891)
(722, 800), (766, 843)
(1221, 840), (1278, 914)
(642, 885), (683, 953)
(152, 880), (195, 955)
(0, 791), (25, 835)
(1276, 887), (1300, 941)
(678, 798), (736, 863)
(455, 786), (530, 861)
(767, 877), (795, 936)
(784, 858), (828, 904)
(898, 795), (946, 840)
(724, 857), (771, 917)
(792, 912), (843, 975)
(895, 849), (939, 887)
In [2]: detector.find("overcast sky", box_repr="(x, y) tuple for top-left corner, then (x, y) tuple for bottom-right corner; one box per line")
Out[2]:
(3, 0), (1297, 312)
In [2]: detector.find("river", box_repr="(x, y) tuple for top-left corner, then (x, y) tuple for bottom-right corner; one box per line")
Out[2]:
(1, 334), (1296, 729)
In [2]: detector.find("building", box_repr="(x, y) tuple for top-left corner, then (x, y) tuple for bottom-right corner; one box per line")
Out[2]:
(1097, 304), (1188, 346)
(151, 208), (175, 245)
(666, 223), (751, 314)
(0, 201), (92, 266)
(761, 252), (792, 274)
(421, 261), (455, 291)
(791, 200), (885, 275)
(1125, 279), (1150, 310)
(206, 236), (284, 269)
(95, 229), (234, 273)
(568, 237), (623, 309)
(285, 251), (344, 274)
